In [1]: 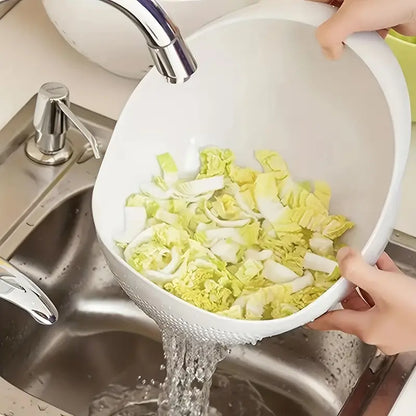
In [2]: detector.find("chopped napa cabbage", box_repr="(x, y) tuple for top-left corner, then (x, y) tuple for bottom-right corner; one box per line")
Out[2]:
(210, 193), (241, 220)
(198, 147), (234, 178)
(126, 193), (147, 207)
(235, 259), (263, 284)
(239, 221), (261, 246)
(314, 181), (331, 210)
(175, 175), (224, 196)
(254, 173), (284, 223)
(153, 223), (189, 249)
(153, 175), (169, 191)
(223, 271), (317, 320)
(181, 204), (210, 233)
(168, 199), (188, 214)
(261, 220), (276, 237)
(273, 207), (302, 233)
(245, 290), (268, 320)
(199, 221), (260, 248)
(217, 304), (244, 319)
(141, 182), (172, 200)
(255, 150), (289, 179)
(239, 184), (257, 211)
(204, 227), (245, 246)
(321, 215), (354, 239)
(157, 153), (178, 186)
(303, 252), (337, 274)
(211, 239), (240, 264)
(290, 207), (324, 231)
(285, 271), (314, 293)
(309, 233), (334, 256)
(313, 266), (341, 289)
(299, 181), (312, 192)
(229, 182), (263, 220)
(163, 260), (237, 313)
(277, 177), (327, 214)
(276, 285), (326, 315)
(124, 227), (155, 262)
(155, 209), (179, 225)
(143, 247), (183, 284)
(127, 241), (171, 273)
(245, 249), (273, 261)
(126, 193), (160, 217)
(279, 245), (307, 276)
(228, 164), (258, 185)
(117, 148), (354, 321)
(204, 201), (250, 227)
(160, 247), (181, 274)
(263, 259), (299, 283)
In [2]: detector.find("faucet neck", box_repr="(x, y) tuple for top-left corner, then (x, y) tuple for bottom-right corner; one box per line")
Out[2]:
(97, 0), (198, 83)
(100, 0), (177, 48)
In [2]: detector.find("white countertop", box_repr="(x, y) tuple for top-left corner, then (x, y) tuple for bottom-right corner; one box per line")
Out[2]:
(0, 1), (416, 415)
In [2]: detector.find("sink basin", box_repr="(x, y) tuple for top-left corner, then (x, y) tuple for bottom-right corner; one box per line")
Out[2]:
(0, 94), (415, 416)
(0, 189), (375, 415)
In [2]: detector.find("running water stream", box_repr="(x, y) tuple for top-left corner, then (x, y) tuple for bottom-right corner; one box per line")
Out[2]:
(89, 329), (275, 416)
(158, 329), (229, 416)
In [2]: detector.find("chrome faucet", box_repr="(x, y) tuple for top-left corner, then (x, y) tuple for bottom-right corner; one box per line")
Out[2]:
(100, 0), (197, 83)
(0, 258), (58, 325)
(0, 0), (197, 84)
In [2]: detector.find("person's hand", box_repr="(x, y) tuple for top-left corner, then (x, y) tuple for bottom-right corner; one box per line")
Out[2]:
(308, 247), (416, 355)
(313, 0), (416, 59)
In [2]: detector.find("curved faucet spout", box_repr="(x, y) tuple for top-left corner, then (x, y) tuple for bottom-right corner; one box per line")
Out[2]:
(0, 0), (197, 83)
(92, 0), (197, 83)
(0, 258), (58, 325)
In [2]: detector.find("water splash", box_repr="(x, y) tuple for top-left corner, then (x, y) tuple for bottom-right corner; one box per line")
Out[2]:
(89, 372), (275, 416)
(158, 329), (228, 416)
(89, 329), (275, 416)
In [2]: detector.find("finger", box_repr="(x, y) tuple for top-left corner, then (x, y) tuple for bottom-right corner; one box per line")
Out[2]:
(341, 289), (371, 311)
(307, 309), (369, 337)
(376, 252), (401, 273)
(316, 0), (416, 59)
(337, 247), (389, 297)
(394, 21), (416, 37)
(316, 1), (361, 59)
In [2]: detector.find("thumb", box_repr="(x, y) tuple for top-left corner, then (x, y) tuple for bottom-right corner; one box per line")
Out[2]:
(337, 247), (389, 299)
(316, 2), (359, 59)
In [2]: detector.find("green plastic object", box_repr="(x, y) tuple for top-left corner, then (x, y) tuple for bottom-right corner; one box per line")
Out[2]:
(386, 30), (416, 122)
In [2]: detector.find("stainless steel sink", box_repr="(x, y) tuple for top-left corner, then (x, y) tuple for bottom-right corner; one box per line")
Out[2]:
(0, 0), (20, 19)
(0, 93), (415, 416)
